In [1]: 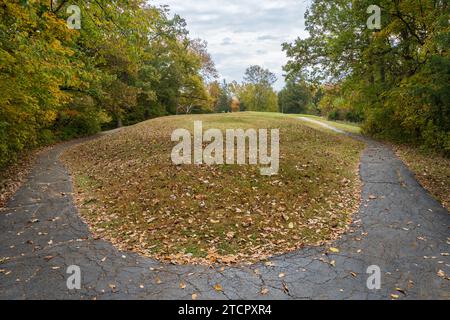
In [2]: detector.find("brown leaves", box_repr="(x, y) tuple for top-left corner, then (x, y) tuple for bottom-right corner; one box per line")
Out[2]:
(62, 115), (364, 266)
(0, 149), (40, 209)
(282, 282), (289, 294)
(108, 284), (117, 292)
(437, 270), (449, 280)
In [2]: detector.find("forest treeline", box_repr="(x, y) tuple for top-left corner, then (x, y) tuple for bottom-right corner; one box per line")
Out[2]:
(282, 0), (449, 155)
(1, 1), (449, 170)
(0, 0), (221, 169)
(0, 1), (284, 169)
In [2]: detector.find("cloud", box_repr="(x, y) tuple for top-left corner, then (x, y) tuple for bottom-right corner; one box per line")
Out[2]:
(221, 37), (235, 46)
(150, 0), (311, 90)
(256, 35), (279, 41)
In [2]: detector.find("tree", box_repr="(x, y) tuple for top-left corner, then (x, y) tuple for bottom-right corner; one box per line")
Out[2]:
(278, 80), (312, 114)
(215, 80), (231, 113)
(238, 66), (278, 112)
(244, 65), (277, 86)
(0, 0), (218, 168)
(282, 0), (450, 154)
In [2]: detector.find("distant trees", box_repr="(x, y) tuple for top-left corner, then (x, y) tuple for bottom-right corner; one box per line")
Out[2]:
(215, 80), (232, 113)
(282, 0), (450, 154)
(278, 80), (312, 114)
(231, 65), (278, 112)
(0, 0), (218, 168)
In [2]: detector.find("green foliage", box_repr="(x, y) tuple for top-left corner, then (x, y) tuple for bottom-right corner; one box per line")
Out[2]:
(0, 0), (217, 169)
(231, 66), (278, 112)
(278, 79), (312, 114)
(215, 80), (231, 113)
(283, 0), (450, 155)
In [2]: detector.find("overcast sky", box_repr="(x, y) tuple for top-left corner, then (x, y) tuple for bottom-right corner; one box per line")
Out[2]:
(149, 0), (311, 91)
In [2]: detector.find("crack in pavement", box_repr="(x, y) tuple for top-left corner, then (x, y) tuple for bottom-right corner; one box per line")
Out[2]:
(0, 125), (449, 300)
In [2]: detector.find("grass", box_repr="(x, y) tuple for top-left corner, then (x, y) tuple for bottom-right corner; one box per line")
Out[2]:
(395, 145), (450, 211)
(61, 112), (365, 265)
(281, 112), (450, 212)
(253, 112), (362, 134)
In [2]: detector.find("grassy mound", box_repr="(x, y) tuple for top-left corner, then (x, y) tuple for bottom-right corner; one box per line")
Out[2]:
(61, 113), (365, 264)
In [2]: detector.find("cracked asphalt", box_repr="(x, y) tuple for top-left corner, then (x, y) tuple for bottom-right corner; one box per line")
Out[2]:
(0, 126), (449, 300)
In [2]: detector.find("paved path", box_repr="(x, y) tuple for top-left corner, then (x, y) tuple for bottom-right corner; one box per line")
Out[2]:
(0, 126), (449, 300)
(298, 117), (345, 133)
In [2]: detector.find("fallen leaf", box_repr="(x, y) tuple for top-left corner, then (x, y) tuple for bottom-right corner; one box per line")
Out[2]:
(329, 247), (340, 253)
(395, 288), (406, 295)
(214, 283), (223, 292)
(260, 288), (269, 295)
(391, 294), (399, 299)
(180, 282), (186, 289)
(282, 282), (289, 294)
(191, 293), (198, 300)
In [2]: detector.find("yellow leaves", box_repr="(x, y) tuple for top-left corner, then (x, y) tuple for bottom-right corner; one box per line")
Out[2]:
(395, 288), (406, 295)
(41, 110), (58, 124)
(260, 288), (269, 295)
(191, 293), (198, 300)
(329, 247), (340, 253)
(179, 282), (186, 289)
(213, 283), (223, 292)
(390, 294), (400, 300)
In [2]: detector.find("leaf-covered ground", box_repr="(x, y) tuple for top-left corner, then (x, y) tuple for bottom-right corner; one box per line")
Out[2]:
(61, 113), (365, 265)
(0, 149), (42, 209)
(395, 146), (450, 211)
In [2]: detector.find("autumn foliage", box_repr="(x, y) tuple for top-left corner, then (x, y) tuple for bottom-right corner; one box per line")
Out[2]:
(0, 0), (217, 169)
